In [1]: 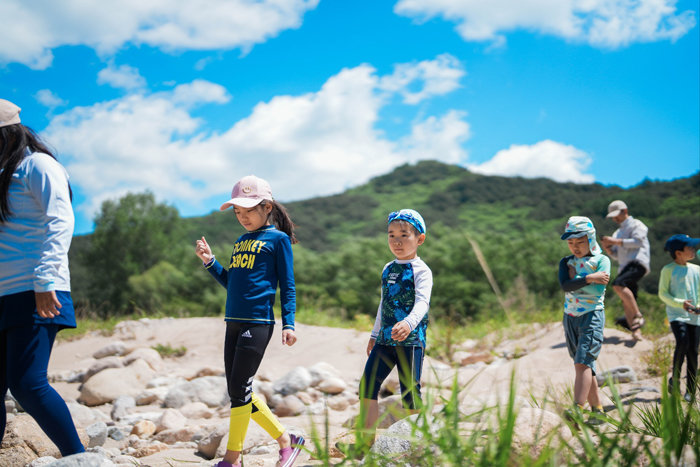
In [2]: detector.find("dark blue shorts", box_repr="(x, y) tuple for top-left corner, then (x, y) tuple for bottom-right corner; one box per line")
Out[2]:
(563, 310), (604, 374)
(360, 343), (423, 410)
(0, 290), (77, 331)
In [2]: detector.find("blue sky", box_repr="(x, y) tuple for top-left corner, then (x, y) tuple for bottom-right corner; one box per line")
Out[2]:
(1, 0), (698, 234)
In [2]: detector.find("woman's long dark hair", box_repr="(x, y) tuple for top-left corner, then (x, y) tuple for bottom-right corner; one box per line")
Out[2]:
(261, 200), (298, 244)
(0, 124), (58, 222)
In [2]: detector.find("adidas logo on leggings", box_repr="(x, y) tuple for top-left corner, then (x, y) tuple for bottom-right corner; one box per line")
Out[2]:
(241, 330), (252, 338)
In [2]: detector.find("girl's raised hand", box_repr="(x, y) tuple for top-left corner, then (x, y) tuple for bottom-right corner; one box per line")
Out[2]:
(282, 329), (297, 346)
(195, 236), (213, 263)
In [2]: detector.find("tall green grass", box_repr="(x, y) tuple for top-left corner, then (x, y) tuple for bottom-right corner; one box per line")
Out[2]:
(302, 372), (698, 466)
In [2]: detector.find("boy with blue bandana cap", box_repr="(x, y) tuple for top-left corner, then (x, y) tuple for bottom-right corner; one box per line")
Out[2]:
(558, 216), (611, 424)
(358, 209), (432, 446)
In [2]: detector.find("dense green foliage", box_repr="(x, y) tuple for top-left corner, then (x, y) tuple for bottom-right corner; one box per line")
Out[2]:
(70, 161), (699, 324)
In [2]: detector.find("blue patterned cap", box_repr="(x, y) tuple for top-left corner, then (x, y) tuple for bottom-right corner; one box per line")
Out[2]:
(388, 209), (426, 234)
(561, 216), (600, 255)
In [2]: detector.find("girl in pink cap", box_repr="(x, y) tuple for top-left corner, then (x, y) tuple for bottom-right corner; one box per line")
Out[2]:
(195, 175), (304, 467)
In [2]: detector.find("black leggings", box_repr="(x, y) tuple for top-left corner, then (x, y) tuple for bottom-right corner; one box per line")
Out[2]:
(224, 321), (274, 408)
(670, 321), (700, 395)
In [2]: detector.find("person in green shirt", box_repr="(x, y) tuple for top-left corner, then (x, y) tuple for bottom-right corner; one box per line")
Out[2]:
(659, 234), (700, 402)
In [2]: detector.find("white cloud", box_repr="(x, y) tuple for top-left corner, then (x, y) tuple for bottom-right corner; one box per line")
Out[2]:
(97, 63), (147, 90)
(34, 89), (66, 108)
(43, 56), (471, 220)
(469, 140), (595, 183)
(379, 53), (465, 104)
(394, 0), (696, 48)
(0, 0), (319, 69)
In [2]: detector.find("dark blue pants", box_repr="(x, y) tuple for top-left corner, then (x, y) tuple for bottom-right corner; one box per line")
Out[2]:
(360, 343), (424, 410)
(0, 323), (84, 455)
(670, 321), (700, 395)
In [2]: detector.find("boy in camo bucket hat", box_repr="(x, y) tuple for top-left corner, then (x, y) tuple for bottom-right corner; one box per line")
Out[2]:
(558, 216), (611, 425)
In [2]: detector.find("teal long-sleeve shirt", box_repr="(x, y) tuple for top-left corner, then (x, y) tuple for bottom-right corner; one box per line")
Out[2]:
(658, 261), (700, 326)
(205, 225), (296, 329)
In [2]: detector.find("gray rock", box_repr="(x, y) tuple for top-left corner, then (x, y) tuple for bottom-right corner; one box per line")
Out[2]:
(93, 342), (127, 359)
(308, 361), (341, 386)
(29, 457), (57, 467)
(134, 386), (169, 405)
(273, 395), (305, 417)
(119, 412), (163, 425)
(155, 408), (186, 433)
(318, 377), (346, 395)
(123, 348), (163, 371)
(45, 452), (116, 466)
(84, 357), (124, 382)
(108, 427), (127, 441)
(67, 402), (106, 427)
(146, 375), (186, 388)
(273, 366), (313, 395)
(111, 395), (135, 421)
(597, 366), (637, 386)
(252, 380), (275, 401)
(179, 401), (213, 419)
(78, 360), (155, 406)
(370, 414), (426, 459)
(197, 423), (228, 460)
(164, 376), (228, 408)
(86, 421), (108, 448)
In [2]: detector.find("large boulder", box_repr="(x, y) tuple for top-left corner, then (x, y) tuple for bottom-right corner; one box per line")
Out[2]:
(79, 360), (155, 406)
(164, 376), (228, 408)
(0, 414), (88, 464)
(273, 367), (312, 395)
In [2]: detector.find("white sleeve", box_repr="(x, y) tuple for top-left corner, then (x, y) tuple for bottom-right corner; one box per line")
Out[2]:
(402, 262), (433, 331)
(370, 299), (382, 339)
(370, 262), (392, 338)
(28, 155), (74, 292)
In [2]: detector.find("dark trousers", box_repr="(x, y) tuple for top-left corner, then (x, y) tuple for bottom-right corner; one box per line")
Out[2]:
(670, 321), (700, 395)
(360, 343), (424, 410)
(0, 324), (84, 455)
(224, 321), (274, 409)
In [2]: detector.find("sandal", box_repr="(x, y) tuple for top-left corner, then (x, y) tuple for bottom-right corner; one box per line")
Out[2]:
(629, 315), (645, 332)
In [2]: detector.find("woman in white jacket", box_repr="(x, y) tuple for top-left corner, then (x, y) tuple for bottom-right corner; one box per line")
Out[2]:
(0, 99), (84, 455)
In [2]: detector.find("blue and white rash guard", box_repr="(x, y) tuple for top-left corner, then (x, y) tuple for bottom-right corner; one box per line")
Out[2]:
(371, 257), (432, 347)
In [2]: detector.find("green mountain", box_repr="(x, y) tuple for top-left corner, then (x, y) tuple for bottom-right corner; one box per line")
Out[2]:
(71, 160), (700, 323)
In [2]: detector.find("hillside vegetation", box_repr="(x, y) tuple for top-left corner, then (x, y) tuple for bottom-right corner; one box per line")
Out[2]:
(69, 161), (700, 333)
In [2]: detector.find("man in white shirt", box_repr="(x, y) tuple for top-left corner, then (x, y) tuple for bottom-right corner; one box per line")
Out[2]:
(601, 200), (651, 342)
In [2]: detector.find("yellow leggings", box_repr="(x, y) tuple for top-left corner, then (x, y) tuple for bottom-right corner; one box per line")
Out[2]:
(227, 393), (285, 451)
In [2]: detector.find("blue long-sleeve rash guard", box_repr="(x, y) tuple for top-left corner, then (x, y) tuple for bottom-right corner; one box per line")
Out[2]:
(206, 225), (296, 329)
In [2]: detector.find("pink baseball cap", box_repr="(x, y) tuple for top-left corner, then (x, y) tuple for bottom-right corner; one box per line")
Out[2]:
(0, 99), (21, 128)
(219, 175), (273, 210)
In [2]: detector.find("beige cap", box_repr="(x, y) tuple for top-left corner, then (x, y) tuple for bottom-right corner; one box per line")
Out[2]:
(606, 200), (628, 218)
(0, 99), (21, 128)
